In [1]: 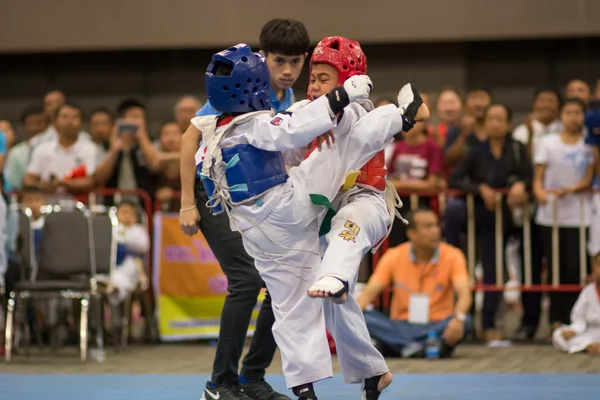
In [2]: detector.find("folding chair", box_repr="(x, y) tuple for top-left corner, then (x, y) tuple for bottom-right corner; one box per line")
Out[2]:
(9, 206), (39, 352)
(4, 202), (97, 362)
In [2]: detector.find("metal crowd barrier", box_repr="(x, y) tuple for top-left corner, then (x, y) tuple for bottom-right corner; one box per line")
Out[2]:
(372, 188), (595, 302)
(7, 186), (592, 304)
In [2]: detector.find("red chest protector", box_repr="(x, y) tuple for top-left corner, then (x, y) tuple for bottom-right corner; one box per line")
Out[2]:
(356, 150), (386, 191)
(304, 140), (386, 191)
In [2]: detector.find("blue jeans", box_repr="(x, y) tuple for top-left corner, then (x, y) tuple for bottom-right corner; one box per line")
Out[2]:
(363, 310), (472, 357)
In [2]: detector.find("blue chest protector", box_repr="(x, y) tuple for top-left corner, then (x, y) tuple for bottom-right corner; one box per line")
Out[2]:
(198, 144), (288, 214)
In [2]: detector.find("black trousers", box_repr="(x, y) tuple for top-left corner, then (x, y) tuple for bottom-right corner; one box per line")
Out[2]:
(475, 203), (512, 331)
(540, 226), (590, 325)
(195, 180), (277, 385)
(517, 219), (543, 331)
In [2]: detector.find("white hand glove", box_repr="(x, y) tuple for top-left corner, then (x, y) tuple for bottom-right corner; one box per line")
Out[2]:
(396, 83), (426, 132)
(397, 83), (418, 116)
(343, 75), (373, 102)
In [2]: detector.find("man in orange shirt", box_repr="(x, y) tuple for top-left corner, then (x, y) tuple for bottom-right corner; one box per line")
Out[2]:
(357, 208), (472, 357)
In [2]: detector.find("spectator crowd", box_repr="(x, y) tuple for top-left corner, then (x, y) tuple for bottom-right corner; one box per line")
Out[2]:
(1, 68), (600, 358)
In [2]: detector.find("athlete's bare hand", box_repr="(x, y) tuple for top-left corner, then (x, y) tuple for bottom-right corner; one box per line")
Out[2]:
(316, 131), (335, 151)
(180, 206), (200, 236)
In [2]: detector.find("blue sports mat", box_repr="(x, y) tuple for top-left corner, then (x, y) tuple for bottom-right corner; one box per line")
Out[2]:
(1, 373), (598, 399)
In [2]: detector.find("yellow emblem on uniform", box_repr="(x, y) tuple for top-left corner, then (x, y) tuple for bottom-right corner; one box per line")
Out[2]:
(344, 220), (361, 235)
(339, 230), (356, 242)
(338, 220), (360, 242)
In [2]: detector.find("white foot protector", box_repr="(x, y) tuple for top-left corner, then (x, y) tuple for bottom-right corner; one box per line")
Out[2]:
(307, 276), (349, 304)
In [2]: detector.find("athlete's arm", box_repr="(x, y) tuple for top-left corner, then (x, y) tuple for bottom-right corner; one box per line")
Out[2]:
(246, 76), (373, 151)
(245, 95), (338, 151)
(334, 85), (428, 151)
(180, 123), (201, 209)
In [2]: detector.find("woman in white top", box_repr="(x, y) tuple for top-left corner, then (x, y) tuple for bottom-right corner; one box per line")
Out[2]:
(533, 98), (595, 327)
(511, 87), (562, 340)
(552, 254), (600, 355)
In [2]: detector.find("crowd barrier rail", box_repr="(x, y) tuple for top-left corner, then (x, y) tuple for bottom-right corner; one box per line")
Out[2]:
(381, 188), (597, 293)
(7, 186), (596, 295)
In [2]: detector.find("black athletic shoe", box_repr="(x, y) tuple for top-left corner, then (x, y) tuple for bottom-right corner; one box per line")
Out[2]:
(240, 379), (292, 400)
(201, 381), (253, 400)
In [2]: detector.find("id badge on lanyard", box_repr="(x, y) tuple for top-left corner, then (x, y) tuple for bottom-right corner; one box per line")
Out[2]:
(408, 293), (430, 324)
(407, 266), (433, 324)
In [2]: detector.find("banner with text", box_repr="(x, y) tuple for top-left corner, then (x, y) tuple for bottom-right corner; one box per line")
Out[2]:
(152, 212), (263, 341)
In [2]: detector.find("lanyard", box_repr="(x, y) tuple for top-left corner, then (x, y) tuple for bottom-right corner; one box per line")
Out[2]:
(395, 262), (437, 294)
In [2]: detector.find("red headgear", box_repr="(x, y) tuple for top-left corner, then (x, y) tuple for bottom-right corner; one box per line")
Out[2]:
(308, 36), (367, 99)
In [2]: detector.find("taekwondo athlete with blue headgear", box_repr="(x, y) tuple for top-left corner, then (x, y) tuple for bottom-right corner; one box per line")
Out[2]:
(179, 19), (310, 400)
(183, 43), (428, 400)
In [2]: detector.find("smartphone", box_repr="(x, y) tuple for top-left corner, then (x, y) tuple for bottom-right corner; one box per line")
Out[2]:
(118, 123), (138, 136)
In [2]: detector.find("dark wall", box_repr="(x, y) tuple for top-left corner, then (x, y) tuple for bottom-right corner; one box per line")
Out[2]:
(1, 0), (599, 53)
(1, 37), (598, 137)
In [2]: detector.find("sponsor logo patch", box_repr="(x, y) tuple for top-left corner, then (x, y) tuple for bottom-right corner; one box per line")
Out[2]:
(338, 220), (361, 242)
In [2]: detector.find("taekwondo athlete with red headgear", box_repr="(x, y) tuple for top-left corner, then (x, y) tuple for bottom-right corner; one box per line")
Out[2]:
(190, 43), (428, 400)
(281, 36), (427, 399)
(305, 37), (409, 304)
(299, 35), (412, 399)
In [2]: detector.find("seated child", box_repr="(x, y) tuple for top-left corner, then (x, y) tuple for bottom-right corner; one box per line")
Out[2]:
(97, 200), (149, 304)
(552, 253), (600, 355)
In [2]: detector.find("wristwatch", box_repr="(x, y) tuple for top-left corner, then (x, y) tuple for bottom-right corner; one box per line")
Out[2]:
(455, 313), (467, 322)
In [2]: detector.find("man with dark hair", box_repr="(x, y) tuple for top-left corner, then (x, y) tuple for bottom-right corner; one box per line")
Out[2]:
(89, 108), (115, 150)
(357, 208), (472, 358)
(24, 103), (102, 197)
(566, 79), (591, 107)
(444, 83), (492, 168)
(35, 90), (94, 147)
(259, 18), (310, 103)
(117, 99), (147, 119)
(179, 19), (309, 400)
(93, 98), (159, 209)
(196, 19), (309, 117)
(5, 105), (48, 190)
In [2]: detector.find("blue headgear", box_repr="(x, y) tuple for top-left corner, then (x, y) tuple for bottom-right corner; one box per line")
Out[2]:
(205, 44), (272, 114)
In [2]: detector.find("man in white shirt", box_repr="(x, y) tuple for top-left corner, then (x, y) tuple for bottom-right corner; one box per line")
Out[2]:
(32, 89), (91, 147)
(23, 104), (103, 197)
(512, 87), (562, 158)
